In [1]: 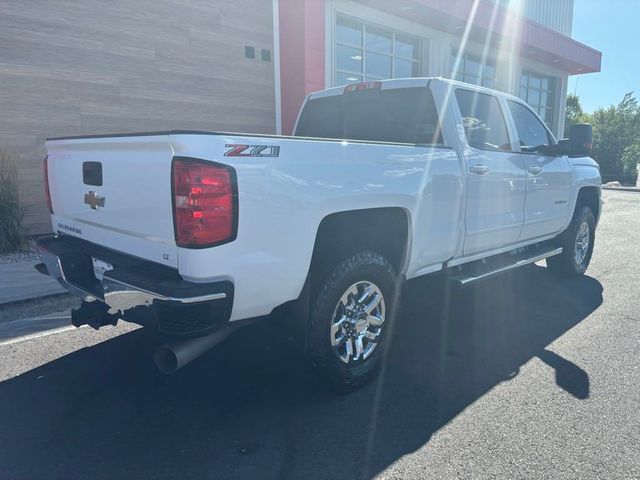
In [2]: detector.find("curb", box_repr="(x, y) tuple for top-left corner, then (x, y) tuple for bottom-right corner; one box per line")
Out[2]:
(602, 186), (640, 193)
(0, 292), (76, 325)
(0, 287), (68, 306)
(0, 311), (73, 344)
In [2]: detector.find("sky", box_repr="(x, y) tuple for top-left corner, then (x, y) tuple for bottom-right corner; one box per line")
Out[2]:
(570, 0), (640, 113)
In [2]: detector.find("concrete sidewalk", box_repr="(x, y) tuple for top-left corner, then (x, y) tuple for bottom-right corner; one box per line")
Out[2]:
(0, 261), (66, 305)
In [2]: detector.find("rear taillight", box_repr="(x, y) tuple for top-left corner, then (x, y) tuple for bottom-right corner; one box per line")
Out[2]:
(172, 157), (237, 248)
(44, 156), (53, 214)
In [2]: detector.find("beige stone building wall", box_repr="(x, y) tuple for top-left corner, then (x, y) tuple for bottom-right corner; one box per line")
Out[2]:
(0, 0), (276, 233)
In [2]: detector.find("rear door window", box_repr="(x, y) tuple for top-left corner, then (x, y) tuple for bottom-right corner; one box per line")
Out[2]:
(455, 89), (511, 151)
(295, 87), (443, 145)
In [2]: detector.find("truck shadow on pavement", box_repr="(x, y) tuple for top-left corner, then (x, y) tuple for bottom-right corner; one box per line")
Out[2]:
(0, 265), (602, 480)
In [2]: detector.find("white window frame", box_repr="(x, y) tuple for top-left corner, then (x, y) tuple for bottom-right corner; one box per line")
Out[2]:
(333, 14), (424, 86)
(325, 0), (434, 88)
(451, 48), (498, 89)
(519, 69), (558, 129)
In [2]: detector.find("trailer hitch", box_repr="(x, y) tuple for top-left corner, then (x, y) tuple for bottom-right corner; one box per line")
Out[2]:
(71, 300), (119, 330)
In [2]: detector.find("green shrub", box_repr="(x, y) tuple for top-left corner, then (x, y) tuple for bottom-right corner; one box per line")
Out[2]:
(0, 148), (27, 253)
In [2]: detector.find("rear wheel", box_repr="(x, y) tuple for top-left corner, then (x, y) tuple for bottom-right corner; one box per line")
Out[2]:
(547, 205), (595, 277)
(307, 251), (400, 392)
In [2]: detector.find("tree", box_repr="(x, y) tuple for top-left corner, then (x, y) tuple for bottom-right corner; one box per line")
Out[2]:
(589, 92), (640, 184)
(564, 94), (590, 138)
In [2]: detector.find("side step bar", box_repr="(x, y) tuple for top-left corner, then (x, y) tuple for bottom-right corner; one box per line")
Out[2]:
(450, 246), (563, 286)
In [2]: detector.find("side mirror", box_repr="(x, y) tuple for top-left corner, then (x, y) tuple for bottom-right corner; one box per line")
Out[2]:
(568, 123), (593, 157)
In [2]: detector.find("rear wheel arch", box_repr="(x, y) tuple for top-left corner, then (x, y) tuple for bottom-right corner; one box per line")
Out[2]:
(280, 208), (410, 347)
(308, 207), (411, 286)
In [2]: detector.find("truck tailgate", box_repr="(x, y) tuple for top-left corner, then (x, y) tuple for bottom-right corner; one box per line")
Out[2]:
(45, 134), (178, 268)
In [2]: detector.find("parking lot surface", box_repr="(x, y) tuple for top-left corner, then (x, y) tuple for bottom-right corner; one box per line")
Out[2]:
(0, 190), (638, 479)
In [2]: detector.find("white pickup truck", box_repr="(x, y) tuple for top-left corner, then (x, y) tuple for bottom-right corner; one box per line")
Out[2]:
(37, 77), (601, 390)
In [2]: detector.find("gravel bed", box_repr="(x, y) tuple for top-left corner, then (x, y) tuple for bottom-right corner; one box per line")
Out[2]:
(0, 249), (41, 265)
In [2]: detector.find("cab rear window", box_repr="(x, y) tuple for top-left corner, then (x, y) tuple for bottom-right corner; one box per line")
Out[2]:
(294, 87), (443, 145)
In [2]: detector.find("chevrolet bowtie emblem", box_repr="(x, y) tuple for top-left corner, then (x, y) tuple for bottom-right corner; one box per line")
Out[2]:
(84, 191), (105, 210)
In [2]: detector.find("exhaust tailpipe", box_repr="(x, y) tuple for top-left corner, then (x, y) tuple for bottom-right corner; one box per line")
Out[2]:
(154, 327), (231, 374)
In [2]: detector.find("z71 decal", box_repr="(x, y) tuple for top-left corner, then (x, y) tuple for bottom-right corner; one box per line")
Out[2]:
(224, 144), (280, 157)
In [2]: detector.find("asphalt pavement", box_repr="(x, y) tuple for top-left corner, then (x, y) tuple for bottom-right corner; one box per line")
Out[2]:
(0, 190), (638, 479)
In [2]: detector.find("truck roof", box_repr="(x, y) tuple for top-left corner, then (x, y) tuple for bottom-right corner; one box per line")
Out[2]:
(307, 77), (524, 104)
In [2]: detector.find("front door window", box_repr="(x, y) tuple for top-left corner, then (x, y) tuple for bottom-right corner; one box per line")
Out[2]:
(507, 100), (554, 151)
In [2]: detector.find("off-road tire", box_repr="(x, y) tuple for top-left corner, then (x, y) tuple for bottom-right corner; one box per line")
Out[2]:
(547, 205), (596, 277)
(307, 251), (400, 392)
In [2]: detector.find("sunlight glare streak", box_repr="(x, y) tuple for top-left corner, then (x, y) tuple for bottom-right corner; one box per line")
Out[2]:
(495, 0), (525, 94)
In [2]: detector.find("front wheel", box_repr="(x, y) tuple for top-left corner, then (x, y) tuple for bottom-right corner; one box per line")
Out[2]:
(307, 251), (400, 392)
(547, 205), (596, 277)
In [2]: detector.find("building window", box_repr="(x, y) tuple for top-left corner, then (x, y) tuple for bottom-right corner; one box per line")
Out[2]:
(335, 16), (422, 86)
(451, 49), (497, 89)
(519, 70), (556, 128)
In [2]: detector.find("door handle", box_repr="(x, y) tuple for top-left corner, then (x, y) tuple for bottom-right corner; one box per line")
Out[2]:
(528, 165), (542, 175)
(469, 164), (489, 175)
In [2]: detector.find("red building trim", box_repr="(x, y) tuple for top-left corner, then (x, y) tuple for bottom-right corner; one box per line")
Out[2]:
(278, 0), (326, 134)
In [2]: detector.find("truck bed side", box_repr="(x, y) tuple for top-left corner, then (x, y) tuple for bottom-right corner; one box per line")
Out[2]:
(170, 133), (463, 321)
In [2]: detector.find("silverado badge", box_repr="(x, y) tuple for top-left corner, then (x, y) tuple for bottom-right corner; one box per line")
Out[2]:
(84, 191), (105, 210)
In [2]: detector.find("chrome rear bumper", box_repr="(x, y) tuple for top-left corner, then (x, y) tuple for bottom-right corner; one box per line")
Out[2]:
(36, 235), (232, 317)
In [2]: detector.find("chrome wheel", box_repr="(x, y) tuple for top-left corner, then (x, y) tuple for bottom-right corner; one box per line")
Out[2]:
(330, 281), (385, 364)
(575, 221), (590, 265)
